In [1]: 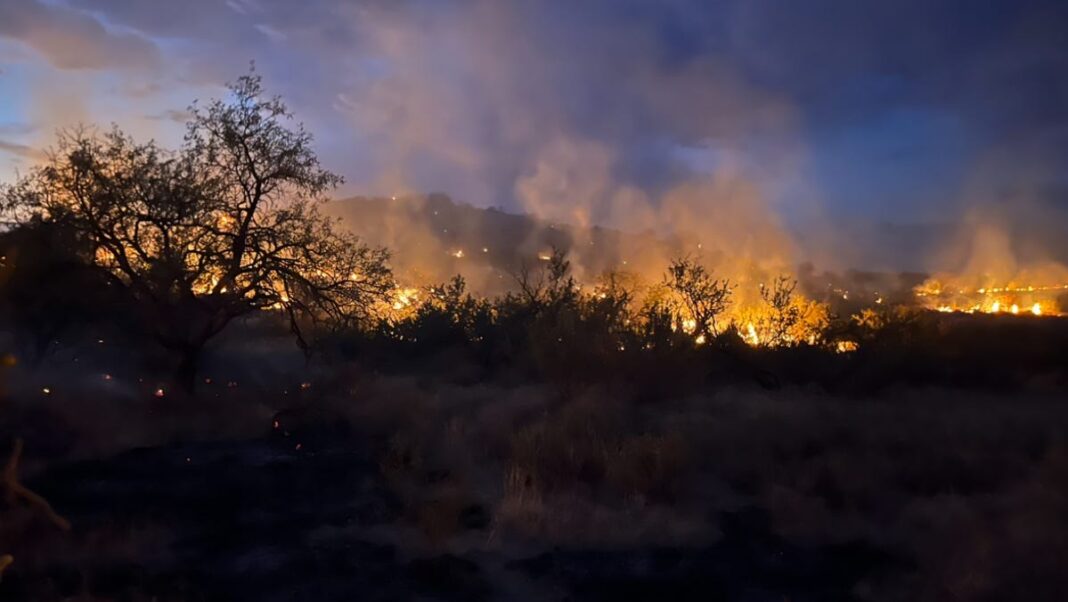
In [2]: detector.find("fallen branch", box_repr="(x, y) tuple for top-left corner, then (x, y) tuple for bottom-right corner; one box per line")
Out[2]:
(1, 437), (71, 583)
(3, 438), (71, 532)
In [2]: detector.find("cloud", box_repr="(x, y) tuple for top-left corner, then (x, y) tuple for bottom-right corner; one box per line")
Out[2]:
(0, 138), (43, 160)
(145, 109), (194, 124)
(0, 0), (160, 70)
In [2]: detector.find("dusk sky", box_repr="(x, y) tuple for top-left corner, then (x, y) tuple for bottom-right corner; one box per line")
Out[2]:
(2, 0), (1066, 250)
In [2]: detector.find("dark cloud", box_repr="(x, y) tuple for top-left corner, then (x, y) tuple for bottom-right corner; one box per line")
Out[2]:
(145, 109), (194, 124)
(0, 0), (160, 70)
(729, 0), (1068, 146)
(0, 138), (44, 161)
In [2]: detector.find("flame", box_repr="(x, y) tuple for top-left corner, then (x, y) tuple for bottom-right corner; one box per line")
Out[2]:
(836, 340), (858, 353)
(916, 275), (1066, 317)
(740, 322), (759, 346)
(391, 287), (420, 311)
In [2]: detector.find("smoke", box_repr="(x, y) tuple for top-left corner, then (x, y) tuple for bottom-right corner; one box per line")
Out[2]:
(925, 200), (1068, 290)
(5, 0), (1067, 280)
(314, 1), (813, 290)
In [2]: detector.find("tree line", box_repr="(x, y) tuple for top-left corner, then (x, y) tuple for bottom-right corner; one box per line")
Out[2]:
(1, 71), (905, 392)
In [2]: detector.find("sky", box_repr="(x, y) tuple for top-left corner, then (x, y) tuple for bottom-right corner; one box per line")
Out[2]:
(1, 0), (1066, 269)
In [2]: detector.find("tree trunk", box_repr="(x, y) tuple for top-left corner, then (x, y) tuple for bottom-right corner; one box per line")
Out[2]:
(175, 346), (201, 394)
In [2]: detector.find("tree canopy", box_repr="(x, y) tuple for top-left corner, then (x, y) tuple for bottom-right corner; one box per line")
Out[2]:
(1, 71), (393, 387)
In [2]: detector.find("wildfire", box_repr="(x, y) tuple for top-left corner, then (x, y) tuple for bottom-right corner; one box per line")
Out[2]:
(375, 286), (423, 321)
(391, 287), (420, 311)
(742, 322), (759, 346)
(836, 340), (859, 353)
(916, 277), (1065, 316)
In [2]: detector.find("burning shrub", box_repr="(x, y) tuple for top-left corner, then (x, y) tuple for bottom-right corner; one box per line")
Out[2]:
(741, 276), (830, 348)
(664, 257), (733, 341)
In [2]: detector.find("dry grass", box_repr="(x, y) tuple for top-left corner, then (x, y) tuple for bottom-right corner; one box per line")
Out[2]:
(344, 380), (1068, 598)
(3, 353), (1068, 600)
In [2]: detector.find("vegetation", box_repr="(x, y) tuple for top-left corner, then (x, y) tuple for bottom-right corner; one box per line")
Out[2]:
(2, 73), (1068, 602)
(0, 71), (392, 389)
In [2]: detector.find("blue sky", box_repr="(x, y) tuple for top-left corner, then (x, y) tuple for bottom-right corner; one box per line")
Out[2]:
(2, 0), (1066, 266)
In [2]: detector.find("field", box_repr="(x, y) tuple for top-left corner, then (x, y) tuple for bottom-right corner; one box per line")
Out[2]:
(2, 311), (1067, 601)
(2, 61), (1066, 601)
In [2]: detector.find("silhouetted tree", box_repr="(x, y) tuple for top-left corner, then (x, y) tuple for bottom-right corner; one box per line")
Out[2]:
(664, 257), (732, 340)
(511, 248), (578, 314)
(1, 71), (393, 389)
(757, 276), (802, 346)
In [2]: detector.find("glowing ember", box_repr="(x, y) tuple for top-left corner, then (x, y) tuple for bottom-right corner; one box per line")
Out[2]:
(41, 387), (51, 395)
(154, 388), (166, 398)
(451, 249), (465, 258)
(836, 341), (859, 353)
